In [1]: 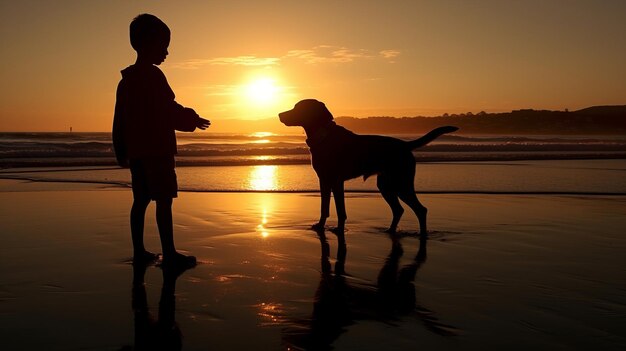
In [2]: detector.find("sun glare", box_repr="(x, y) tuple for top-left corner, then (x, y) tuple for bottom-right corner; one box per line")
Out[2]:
(245, 78), (278, 105)
(231, 74), (295, 119)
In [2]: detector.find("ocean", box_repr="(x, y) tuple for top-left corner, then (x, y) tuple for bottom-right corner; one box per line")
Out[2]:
(1, 132), (625, 194)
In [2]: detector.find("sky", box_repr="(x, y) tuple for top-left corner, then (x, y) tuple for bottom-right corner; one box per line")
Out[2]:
(0, 0), (625, 132)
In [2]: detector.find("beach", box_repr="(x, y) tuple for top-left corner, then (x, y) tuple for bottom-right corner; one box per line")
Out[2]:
(3, 0), (626, 349)
(1, 179), (625, 350)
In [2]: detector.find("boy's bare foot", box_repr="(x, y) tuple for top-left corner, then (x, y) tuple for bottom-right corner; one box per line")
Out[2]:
(162, 252), (197, 269)
(133, 250), (160, 265)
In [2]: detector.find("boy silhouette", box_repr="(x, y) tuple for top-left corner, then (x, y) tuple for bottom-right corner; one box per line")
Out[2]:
(113, 14), (209, 267)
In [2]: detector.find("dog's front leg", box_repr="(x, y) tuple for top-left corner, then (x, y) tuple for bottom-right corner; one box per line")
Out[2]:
(312, 179), (332, 231)
(331, 181), (347, 235)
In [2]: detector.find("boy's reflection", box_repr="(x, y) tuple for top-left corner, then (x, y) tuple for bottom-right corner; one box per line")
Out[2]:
(126, 263), (190, 351)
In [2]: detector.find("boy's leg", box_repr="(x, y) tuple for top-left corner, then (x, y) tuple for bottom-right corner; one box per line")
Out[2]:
(156, 198), (196, 267)
(131, 197), (156, 261)
(155, 198), (175, 257)
(130, 158), (159, 262)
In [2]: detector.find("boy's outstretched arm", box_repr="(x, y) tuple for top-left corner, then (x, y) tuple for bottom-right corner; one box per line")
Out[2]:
(154, 68), (211, 132)
(172, 105), (210, 132)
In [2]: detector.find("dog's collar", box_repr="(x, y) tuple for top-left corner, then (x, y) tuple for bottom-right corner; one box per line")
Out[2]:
(306, 121), (335, 148)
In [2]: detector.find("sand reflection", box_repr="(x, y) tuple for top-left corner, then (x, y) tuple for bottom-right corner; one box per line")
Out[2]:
(251, 193), (276, 240)
(256, 302), (289, 326)
(248, 166), (278, 239)
(257, 207), (270, 238)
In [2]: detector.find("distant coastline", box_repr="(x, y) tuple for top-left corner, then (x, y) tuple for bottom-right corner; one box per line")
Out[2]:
(210, 105), (626, 135)
(337, 105), (626, 135)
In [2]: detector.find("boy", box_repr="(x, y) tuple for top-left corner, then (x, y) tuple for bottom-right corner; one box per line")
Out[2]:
(113, 14), (210, 267)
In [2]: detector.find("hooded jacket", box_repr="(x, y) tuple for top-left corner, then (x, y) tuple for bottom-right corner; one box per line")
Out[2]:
(112, 64), (198, 164)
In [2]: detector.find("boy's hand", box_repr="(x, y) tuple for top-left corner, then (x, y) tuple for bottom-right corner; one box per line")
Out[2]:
(196, 117), (210, 130)
(176, 107), (210, 132)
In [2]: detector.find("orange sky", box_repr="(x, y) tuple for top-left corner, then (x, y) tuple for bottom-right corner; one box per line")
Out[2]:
(1, 0), (625, 132)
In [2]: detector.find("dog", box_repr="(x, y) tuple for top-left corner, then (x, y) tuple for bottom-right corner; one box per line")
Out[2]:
(279, 99), (458, 236)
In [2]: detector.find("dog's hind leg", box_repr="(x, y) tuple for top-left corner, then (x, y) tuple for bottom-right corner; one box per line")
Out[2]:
(382, 191), (404, 233)
(378, 177), (404, 233)
(399, 190), (428, 237)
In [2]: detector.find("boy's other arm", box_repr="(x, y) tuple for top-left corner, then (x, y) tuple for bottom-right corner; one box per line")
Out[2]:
(112, 83), (129, 167)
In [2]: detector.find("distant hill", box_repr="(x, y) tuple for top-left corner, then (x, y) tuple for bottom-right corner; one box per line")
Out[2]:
(210, 105), (626, 135)
(334, 105), (626, 135)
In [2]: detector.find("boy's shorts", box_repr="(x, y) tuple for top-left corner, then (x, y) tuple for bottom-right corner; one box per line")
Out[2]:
(130, 156), (178, 200)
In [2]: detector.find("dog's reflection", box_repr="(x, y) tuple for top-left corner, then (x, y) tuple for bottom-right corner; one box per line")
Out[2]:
(123, 264), (190, 351)
(283, 232), (455, 350)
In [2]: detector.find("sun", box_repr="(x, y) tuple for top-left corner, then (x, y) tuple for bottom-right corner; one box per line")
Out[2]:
(234, 75), (295, 118)
(245, 78), (278, 105)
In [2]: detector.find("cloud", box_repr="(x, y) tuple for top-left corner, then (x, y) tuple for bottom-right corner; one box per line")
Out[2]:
(206, 56), (280, 66)
(169, 46), (400, 69)
(284, 46), (401, 64)
(204, 84), (239, 96)
(167, 56), (280, 69)
(203, 83), (297, 98)
(380, 50), (401, 60)
(285, 46), (374, 64)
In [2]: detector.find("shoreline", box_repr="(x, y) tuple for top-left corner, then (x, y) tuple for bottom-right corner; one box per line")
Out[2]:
(2, 179), (626, 196)
(2, 151), (626, 169)
(2, 158), (626, 196)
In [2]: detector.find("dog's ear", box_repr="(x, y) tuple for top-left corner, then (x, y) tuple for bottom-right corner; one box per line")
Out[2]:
(315, 100), (334, 123)
(299, 99), (333, 124)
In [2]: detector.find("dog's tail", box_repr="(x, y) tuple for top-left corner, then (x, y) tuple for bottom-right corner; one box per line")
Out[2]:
(407, 126), (459, 149)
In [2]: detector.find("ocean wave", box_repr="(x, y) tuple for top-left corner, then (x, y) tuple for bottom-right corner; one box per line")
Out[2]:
(1, 132), (625, 168)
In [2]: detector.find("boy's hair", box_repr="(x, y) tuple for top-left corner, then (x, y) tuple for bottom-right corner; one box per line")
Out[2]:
(129, 14), (170, 51)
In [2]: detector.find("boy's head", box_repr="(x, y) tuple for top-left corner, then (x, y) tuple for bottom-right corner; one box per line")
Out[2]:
(130, 14), (170, 65)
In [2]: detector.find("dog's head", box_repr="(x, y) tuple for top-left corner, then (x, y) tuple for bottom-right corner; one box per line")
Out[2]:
(279, 99), (334, 128)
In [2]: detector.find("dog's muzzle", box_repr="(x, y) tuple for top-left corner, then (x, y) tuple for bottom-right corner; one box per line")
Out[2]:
(278, 111), (295, 126)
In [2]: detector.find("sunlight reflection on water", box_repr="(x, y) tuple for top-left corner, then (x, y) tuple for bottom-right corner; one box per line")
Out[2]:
(247, 165), (279, 191)
(256, 302), (288, 326)
(252, 193), (275, 239)
(257, 207), (270, 238)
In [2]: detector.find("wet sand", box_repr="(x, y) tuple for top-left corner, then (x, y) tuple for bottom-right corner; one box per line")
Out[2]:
(0, 179), (625, 350)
